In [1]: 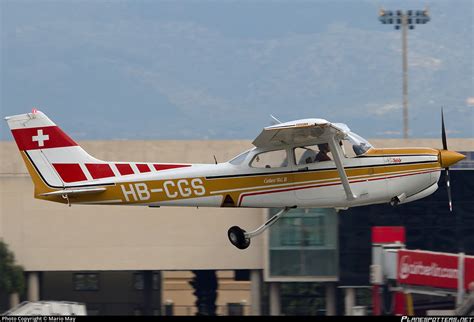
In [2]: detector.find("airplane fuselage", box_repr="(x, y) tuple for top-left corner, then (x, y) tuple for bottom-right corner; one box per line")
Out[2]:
(27, 146), (442, 209)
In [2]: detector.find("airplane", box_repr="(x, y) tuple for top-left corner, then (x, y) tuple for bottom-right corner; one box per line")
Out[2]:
(5, 109), (465, 249)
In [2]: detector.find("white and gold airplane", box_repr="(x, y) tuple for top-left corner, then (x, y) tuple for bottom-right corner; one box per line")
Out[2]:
(5, 110), (465, 249)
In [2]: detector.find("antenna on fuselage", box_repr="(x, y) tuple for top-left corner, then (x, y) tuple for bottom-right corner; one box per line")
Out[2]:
(270, 114), (282, 125)
(213, 155), (218, 164)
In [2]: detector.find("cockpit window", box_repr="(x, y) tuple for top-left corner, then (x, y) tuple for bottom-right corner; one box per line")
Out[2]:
(250, 149), (288, 168)
(229, 150), (251, 165)
(345, 132), (372, 156)
(294, 144), (332, 165)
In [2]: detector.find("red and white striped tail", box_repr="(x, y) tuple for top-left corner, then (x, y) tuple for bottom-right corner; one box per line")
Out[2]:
(5, 110), (106, 187)
(5, 110), (191, 189)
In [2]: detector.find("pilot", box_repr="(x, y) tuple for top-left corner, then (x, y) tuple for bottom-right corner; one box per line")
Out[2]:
(315, 143), (331, 162)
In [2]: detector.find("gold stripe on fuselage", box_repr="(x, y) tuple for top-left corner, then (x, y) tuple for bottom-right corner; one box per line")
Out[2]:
(40, 158), (441, 206)
(364, 147), (439, 156)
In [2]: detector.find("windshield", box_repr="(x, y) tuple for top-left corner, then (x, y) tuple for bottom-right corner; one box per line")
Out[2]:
(228, 149), (252, 165)
(346, 132), (372, 156)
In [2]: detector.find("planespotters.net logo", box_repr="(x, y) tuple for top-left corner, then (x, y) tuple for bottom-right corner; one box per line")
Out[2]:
(399, 255), (458, 280)
(401, 317), (474, 322)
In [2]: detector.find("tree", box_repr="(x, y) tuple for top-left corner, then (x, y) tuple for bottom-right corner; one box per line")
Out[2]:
(0, 240), (25, 296)
(189, 270), (218, 316)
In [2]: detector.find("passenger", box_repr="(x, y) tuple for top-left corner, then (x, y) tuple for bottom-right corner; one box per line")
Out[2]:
(315, 143), (331, 162)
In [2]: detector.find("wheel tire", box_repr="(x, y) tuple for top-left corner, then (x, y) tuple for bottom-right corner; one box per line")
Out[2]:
(227, 226), (251, 250)
(390, 197), (399, 207)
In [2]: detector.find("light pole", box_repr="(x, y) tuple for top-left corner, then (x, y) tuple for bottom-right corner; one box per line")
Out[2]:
(378, 9), (430, 139)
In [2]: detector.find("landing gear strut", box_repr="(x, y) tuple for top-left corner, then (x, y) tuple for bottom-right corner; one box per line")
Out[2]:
(227, 206), (294, 250)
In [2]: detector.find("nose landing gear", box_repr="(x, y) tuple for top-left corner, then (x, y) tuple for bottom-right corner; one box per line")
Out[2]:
(390, 193), (407, 207)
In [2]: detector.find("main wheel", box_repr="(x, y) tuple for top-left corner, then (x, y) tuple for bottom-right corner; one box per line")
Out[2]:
(227, 226), (251, 250)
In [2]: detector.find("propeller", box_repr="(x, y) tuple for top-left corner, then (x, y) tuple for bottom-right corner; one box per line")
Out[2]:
(441, 108), (453, 212)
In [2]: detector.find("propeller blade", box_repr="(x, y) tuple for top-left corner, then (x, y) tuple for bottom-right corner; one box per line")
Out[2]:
(441, 108), (448, 150)
(445, 167), (453, 212)
(441, 108), (454, 212)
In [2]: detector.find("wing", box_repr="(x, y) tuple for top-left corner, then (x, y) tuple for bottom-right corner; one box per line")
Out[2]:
(252, 118), (357, 200)
(252, 118), (351, 148)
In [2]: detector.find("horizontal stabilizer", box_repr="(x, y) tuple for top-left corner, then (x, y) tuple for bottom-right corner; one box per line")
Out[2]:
(40, 187), (106, 197)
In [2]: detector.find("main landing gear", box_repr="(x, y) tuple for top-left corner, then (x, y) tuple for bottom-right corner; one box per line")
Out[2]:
(227, 226), (250, 250)
(227, 206), (295, 250)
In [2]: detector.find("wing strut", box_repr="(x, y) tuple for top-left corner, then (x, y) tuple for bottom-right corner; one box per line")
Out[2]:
(328, 136), (356, 200)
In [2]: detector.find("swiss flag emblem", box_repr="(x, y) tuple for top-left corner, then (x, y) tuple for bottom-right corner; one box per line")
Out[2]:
(32, 129), (50, 147)
(11, 126), (77, 151)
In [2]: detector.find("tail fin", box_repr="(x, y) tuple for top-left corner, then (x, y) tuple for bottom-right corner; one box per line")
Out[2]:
(5, 110), (105, 193)
(6, 110), (192, 197)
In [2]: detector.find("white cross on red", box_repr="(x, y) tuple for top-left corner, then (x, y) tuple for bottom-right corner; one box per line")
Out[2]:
(32, 129), (50, 147)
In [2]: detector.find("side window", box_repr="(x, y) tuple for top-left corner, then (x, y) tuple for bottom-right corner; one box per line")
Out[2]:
(294, 144), (332, 165)
(250, 150), (288, 168)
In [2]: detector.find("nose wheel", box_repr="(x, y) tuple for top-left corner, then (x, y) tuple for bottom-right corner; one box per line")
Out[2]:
(390, 193), (406, 207)
(390, 197), (400, 207)
(228, 226), (251, 250)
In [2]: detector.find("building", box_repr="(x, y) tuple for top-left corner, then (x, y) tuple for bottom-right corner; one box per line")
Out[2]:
(0, 138), (472, 315)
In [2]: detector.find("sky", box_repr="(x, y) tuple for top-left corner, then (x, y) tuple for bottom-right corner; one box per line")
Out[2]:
(1, 0), (473, 141)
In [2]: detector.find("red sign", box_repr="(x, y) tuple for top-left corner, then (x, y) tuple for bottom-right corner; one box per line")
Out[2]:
(372, 226), (406, 244)
(397, 250), (474, 290)
(465, 256), (474, 290)
(397, 250), (458, 289)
